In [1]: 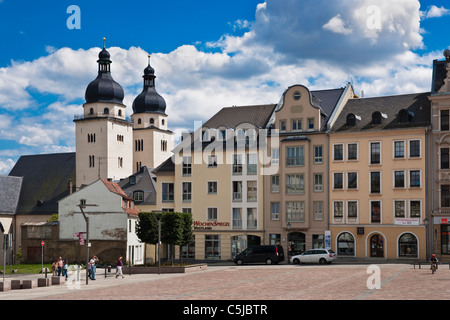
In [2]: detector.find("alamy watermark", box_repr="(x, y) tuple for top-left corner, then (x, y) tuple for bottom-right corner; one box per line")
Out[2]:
(67, 5), (81, 30)
(366, 265), (381, 290)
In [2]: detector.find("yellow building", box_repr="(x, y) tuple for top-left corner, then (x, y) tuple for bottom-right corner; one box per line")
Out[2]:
(329, 93), (431, 260)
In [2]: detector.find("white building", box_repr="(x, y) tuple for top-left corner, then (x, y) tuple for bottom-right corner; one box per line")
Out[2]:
(58, 178), (143, 265)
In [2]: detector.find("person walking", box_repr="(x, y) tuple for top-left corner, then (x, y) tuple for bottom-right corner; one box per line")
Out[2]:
(63, 260), (69, 281)
(57, 257), (63, 276)
(115, 257), (124, 278)
(89, 255), (98, 280)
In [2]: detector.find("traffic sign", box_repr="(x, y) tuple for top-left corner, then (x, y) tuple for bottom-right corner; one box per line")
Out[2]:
(41, 241), (44, 246)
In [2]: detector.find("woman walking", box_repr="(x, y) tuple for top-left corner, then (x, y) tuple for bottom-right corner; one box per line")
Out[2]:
(115, 257), (124, 278)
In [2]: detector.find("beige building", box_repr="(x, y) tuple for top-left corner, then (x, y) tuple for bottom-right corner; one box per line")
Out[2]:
(263, 84), (354, 258)
(329, 93), (431, 260)
(429, 50), (450, 259)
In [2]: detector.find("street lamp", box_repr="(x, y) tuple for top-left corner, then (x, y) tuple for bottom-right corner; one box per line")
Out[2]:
(77, 201), (98, 285)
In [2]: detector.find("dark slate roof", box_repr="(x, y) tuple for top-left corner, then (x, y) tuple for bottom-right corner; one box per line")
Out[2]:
(331, 92), (431, 133)
(203, 104), (277, 129)
(8, 153), (75, 215)
(432, 59), (447, 94)
(152, 157), (175, 174)
(119, 166), (157, 205)
(311, 88), (346, 131)
(0, 175), (23, 215)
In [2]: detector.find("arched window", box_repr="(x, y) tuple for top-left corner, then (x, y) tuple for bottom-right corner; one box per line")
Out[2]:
(138, 118), (142, 124)
(370, 234), (384, 257)
(346, 113), (356, 127)
(89, 108), (94, 115)
(118, 110), (122, 117)
(372, 111), (382, 125)
(398, 109), (413, 123)
(150, 118), (154, 124)
(104, 108), (109, 115)
(398, 233), (418, 257)
(337, 232), (354, 256)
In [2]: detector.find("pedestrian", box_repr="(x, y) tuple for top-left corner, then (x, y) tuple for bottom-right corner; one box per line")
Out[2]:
(89, 255), (98, 280)
(63, 259), (69, 281)
(57, 257), (63, 276)
(51, 261), (57, 276)
(115, 257), (124, 278)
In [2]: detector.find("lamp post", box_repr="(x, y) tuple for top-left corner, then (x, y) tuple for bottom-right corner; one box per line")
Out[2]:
(77, 201), (97, 285)
(151, 211), (162, 275)
(286, 222), (291, 264)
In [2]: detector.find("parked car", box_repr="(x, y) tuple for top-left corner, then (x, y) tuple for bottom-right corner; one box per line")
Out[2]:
(233, 245), (285, 265)
(290, 249), (337, 264)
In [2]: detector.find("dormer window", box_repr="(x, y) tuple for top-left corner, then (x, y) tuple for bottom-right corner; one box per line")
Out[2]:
(372, 111), (382, 125)
(104, 108), (109, 115)
(398, 109), (413, 123)
(346, 113), (356, 127)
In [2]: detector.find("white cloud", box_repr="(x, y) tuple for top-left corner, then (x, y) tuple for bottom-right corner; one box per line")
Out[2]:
(323, 14), (353, 35)
(421, 5), (450, 19)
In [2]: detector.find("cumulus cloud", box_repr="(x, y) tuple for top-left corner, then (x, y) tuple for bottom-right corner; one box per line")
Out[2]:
(323, 14), (353, 35)
(421, 5), (450, 19)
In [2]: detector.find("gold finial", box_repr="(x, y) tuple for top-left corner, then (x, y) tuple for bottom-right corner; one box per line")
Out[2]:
(148, 53), (151, 65)
(103, 37), (106, 49)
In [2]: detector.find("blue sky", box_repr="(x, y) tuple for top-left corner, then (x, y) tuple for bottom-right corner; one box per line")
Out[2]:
(0, 0), (449, 174)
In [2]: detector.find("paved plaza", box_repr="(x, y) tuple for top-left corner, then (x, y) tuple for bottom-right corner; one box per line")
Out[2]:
(0, 262), (448, 301)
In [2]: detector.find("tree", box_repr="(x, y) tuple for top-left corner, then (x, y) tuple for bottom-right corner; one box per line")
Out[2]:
(161, 212), (183, 265)
(136, 212), (162, 264)
(179, 212), (193, 265)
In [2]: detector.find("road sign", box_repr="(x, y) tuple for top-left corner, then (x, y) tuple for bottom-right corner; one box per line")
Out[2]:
(41, 241), (44, 246)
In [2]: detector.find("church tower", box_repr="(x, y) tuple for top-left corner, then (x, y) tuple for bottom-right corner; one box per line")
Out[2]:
(131, 55), (173, 171)
(75, 39), (133, 188)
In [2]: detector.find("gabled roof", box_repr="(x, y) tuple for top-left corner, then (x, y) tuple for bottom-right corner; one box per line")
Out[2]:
(0, 175), (23, 215)
(118, 166), (157, 206)
(203, 104), (277, 129)
(99, 179), (139, 216)
(331, 92), (431, 133)
(152, 157), (175, 174)
(9, 153), (76, 215)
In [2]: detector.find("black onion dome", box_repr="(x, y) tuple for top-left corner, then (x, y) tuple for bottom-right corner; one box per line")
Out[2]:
(85, 72), (125, 105)
(85, 43), (125, 105)
(132, 56), (166, 114)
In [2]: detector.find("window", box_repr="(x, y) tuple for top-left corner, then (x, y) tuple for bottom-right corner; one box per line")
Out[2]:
(333, 201), (344, 218)
(208, 155), (218, 168)
(182, 156), (192, 176)
(271, 202), (280, 220)
(409, 140), (420, 158)
(347, 143), (358, 160)
(394, 171), (405, 188)
(370, 171), (381, 193)
(313, 201), (324, 221)
(232, 181), (242, 202)
(118, 157), (123, 168)
(104, 108), (109, 115)
(161, 140), (167, 151)
(372, 111), (382, 125)
(233, 155), (242, 175)
(333, 172), (343, 190)
(271, 175), (280, 193)
(409, 170), (421, 188)
(162, 183), (174, 202)
(150, 118), (154, 124)
(314, 173), (323, 192)
(207, 208), (218, 221)
(346, 113), (356, 127)
(247, 208), (257, 229)
(394, 141), (405, 158)
(133, 191), (144, 202)
(271, 148), (279, 166)
(286, 146), (304, 166)
(370, 142), (381, 164)
(89, 155), (95, 168)
(286, 201), (304, 222)
(410, 200), (421, 218)
(280, 120), (286, 131)
(442, 225), (450, 254)
(399, 233), (418, 257)
(314, 145), (323, 163)
(307, 118), (314, 130)
(286, 174), (304, 194)
(347, 201), (358, 218)
(247, 154), (257, 174)
(333, 144), (343, 161)
(232, 208), (242, 229)
(207, 181), (217, 194)
(442, 185), (450, 207)
(442, 148), (450, 169)
(182, 182), (192, 202)
(292, 119), (302, 131)
(347, 172), (357, 189)
(337, 232), (355, 256)
(441, 110), (449, 131)
(247, 181), (257, 202)
(394, 200), (406, 217)
(371, 201), (381, 223)
(205, 235), (220, 259)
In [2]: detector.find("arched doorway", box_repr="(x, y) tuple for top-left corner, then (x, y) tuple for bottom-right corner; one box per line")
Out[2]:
(288, 232), (305, 257)
(370, 234), (384, 258)
(337, 232), (355, 256)
(398, 233), (418, 258)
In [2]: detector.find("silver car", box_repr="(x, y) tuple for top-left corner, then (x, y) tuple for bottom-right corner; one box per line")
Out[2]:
(290, 249), (337, 264)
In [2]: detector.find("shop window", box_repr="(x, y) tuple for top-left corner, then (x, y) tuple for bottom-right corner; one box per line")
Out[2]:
(399, 233), (418, 257)
(337, 232), (355, 256)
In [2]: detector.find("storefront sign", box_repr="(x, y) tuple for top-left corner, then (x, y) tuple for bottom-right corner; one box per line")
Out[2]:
(394, 218), (419, 225)
(193, 220), (230, 230)
(433, 217), (449, 225)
